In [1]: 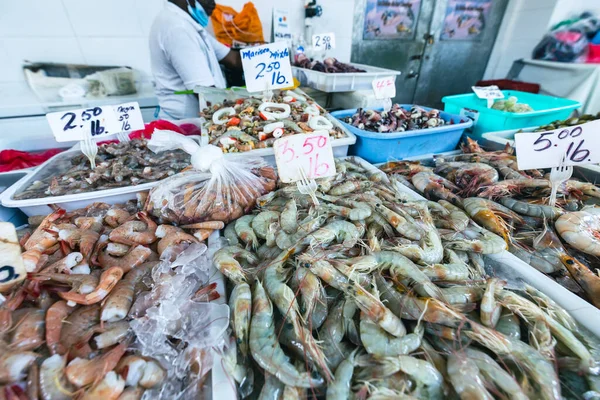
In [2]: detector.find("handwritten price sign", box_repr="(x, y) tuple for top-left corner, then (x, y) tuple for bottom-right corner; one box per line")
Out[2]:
(46, 102), (144, 142)
(0, 223), (25, 293)
(472, 85), (504, 100)
(372, 76), (396, 99)
(312, 33), (336, 51)
(273, 132), (337, 183)
(515, 120), (600, 170)
(241, 42), (293, 93)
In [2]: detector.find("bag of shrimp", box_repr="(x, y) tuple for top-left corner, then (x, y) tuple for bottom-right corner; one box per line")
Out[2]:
(144, 130), (277, 225)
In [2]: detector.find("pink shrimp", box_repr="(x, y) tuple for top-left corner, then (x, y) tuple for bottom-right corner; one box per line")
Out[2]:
(58, 267), (123, 306)
(98, 245), (152, 273)
(104, 208), (132, 228)
(9, 308), (45, 351)
(66, 341), (128, 387)
(108, 212), (157, 246)
(46, 300), (76, 355)
(23, 209), (65, 251)
(156, 226), (198, 256)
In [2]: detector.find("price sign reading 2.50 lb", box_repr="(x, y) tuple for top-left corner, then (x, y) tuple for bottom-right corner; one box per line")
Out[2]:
(273, 132), (337, 183)
(240, 42), (293, 93)
(514, 119), (600, 170)
(46, 102), (144, 142)
(312, 33), (336, 50)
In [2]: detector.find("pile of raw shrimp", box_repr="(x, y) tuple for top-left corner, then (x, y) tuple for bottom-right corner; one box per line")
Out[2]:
(214, 157), (600, 399)
(383, 138), (600, 309)
(0, 195), (226, 399)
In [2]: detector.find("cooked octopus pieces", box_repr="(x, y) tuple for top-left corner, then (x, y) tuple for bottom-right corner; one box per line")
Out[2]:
(347, 105), (447, 133)
(294, 54), (366, 73)
(14, 139), (190, 200)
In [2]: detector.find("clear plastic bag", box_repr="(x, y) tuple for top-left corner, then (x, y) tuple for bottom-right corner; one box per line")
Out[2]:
(145, 130), (277, 224)
(533, 15), (600, 62)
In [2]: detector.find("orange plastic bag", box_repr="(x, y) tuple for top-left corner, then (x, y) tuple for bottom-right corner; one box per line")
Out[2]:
(211, 2), (264, 46)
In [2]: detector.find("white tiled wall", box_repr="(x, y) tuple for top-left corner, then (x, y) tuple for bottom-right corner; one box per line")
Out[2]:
(0, 0), (355, 85)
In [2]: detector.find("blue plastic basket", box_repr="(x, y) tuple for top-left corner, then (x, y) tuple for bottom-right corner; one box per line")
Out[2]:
(442, 90), (581, 139)
(330, 105), (473, 164)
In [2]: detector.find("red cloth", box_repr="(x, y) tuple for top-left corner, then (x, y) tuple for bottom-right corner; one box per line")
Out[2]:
(0, 148), (64, 172)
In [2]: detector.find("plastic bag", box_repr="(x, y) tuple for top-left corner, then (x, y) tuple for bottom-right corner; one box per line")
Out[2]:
(211, 2), (264, 46)
(145, 130), (276, 224)
(85, 67), (136, 96)
(533, 14), (600, 62)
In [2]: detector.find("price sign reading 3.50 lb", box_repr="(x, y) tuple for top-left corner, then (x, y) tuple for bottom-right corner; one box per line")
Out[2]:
(240, 42), (293, 93)
(46, 102), (144, 142)
(514, 119), (600, 170)
(312, 33), (336, 51)
(273, 132), (337, 183)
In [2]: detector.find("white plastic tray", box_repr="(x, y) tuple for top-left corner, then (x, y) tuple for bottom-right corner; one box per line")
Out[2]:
(293, 63), (401, 93)
(1, 149), (163, 216)
(387, 162), (600, 337)
(480, 126), (537, 151)
(223, 115), (356, 167)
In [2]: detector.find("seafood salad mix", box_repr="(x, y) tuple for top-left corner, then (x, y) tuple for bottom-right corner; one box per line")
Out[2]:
(294, 54), (367, 73)
(200, 90), (347, 152)
(215, 157), (600, 399)
(0, 196), (227, 399)
(14, 139), (190, 200)
(382, 138), (600, 309)
(347, 105), (448, 133)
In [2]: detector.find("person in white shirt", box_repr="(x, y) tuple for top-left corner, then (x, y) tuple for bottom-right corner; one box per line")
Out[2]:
(149, 0), (242, 119)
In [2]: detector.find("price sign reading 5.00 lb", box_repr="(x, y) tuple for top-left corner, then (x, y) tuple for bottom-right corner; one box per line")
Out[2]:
(514, 119), (600, 170)
(240, 42), (293, 93)
(273, 132), (337, 183)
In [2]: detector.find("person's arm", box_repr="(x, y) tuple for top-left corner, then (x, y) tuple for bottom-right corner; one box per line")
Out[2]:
(165, 29), (216, 89)
(208, 35), (243, 70)
(220, 49), (242, 70)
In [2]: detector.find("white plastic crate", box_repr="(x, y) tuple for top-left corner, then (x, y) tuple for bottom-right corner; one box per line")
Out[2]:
(293, 63), (401, 93)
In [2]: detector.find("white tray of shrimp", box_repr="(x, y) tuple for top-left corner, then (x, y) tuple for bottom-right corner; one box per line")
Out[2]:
(387, 162), (600, 337)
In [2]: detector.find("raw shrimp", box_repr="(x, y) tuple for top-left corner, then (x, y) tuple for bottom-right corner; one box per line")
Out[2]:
(329, 180), (372, 196)
(251, 211), (280, 239)
(39, 354), (75, 400)
(555, 207), (600, 256)
(480, 278), (504, 328)
(304, 220), (361, 248)
(258, 373), (284, 400)
(297, 254), (350, 292)
(213, 245), (258, 285)
(101, 262), (154, 322)
(108, 212), (157, 246)
(58, 266), (123, 305)
(500, 198), (563, 220)
(436, 200), (470, 231)
(360, 315), (422, 357)
(235, 215), (259, 249)
(10, 308), (45, 351)
(559, 255), (600, 308)
(443, 223), (507, 254)
(463, 197), (522, 241)
(39, 252), (83, 274)
(280, 199), (298, 234)
(155, 225), (198, 256)
(66, 341), (128, 387)
(224, 222), (240, 246)
(372, 203), (422, 241)
(249, 280), (324, 387)
(104, 208), (131, 228)
(411, 172), (463, 207)
(324, 203), (372, 221)
(98, 245), (152, 273)
(351, 284), (406, 338)
(229, 282), (252, 359)
(326, 349), (358, 400)
(118, 387), (145, 400)
(94, 320), (130, 349)
(0, 347), (37, 384)
(24, 209), (64, 251)
(30, 272), (100, 298)
(291, 267), (327, 329)
(263, 249), (332, 380)
(60, 304), (100, 353)
(447, 354), (494, 400)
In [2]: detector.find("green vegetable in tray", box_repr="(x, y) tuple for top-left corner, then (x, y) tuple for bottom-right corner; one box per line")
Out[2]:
(534, 113), (600, 132)
(491, 96), (534, 113)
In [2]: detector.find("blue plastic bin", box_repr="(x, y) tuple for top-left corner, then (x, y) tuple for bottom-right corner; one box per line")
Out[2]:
(442, 90), (581, 140)
(331, 105), (472, 164)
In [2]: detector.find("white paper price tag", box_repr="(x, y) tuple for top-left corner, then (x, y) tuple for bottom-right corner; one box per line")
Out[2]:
(0, 223), (26, 293)
(241, 42), (293, 93)
(472, 85), (504, 100)
(46, 102), (144, 142)
(273, 132), (337, 183)
(312, 33), (336, 50)
(515, 120), (600, 170)
(371, 76), (396, 100)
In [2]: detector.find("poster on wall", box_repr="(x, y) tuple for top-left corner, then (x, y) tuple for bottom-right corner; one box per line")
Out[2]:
(441, 0), (492, 41)
(273, 8), (292, 44)
(363, 0), (422, 40)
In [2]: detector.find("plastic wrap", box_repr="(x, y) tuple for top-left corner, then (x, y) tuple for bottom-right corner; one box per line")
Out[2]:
(145, 131), (277, 224)
(130, 242), (229, 400)
(533, 14), (600, 62)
